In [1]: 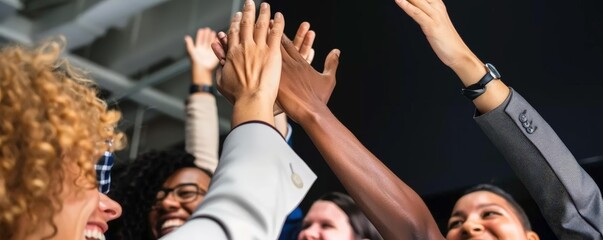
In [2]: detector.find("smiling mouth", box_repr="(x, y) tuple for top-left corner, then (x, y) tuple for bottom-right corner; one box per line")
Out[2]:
(84, 230), (105, 240)
(159, 218), (186, 236)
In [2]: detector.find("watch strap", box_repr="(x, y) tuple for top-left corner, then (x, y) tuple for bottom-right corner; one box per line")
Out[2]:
(461, 63), (500, 100)
(189, 84), (215, 95)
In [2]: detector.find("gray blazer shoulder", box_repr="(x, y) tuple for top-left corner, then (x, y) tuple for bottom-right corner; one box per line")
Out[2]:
(163, 123), (317, 240)
(475, 88), (603, 239)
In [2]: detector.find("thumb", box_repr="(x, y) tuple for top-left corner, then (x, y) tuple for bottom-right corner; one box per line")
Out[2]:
(323, 49), (340, 75)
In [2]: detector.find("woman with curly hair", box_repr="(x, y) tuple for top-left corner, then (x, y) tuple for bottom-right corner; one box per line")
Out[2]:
(0, 41), (125, 240)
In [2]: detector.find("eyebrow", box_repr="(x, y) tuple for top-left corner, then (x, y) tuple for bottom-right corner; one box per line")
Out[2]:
(450, 203), (505, 217)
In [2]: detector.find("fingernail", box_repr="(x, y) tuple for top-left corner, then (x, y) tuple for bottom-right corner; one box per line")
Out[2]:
(235, 12), (242, 19)
(275, 12), (283, 19)
(218, 32), (226, 38)
(245, 0), (253, 6)
(334, 49), (340, 57)
(261, 2), (267, 8)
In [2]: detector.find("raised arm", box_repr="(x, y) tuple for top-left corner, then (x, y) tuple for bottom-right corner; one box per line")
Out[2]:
(184, 28), (220, 173)
(395, 0), (603, 238)
(277, 36), (444, 240)
(164, 2), (316, 239)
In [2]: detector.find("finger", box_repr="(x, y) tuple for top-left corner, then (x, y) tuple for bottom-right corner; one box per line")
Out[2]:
(322, 49), (340, 76)
(395, 0), (432, 26)
(227, 12), (242, 49)
(195, 28), (205, 45)
(254, 2), (270, 44)
(218, 31), (228, 48)
(184, 35), (195, 54)
(205, 30), (217, 48)
(240, 0), (256, 43)
(293, 22), (310, 49)
(306, 48), (315, 64)
(211, 41), (226, 66)
(267, 12), (285, 49)
(299, 30), (315, 60)
(281, 34), (305, 62)
(407, 0), (438, 18)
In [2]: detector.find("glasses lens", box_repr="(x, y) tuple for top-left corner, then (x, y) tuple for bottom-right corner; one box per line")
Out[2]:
(174, 185), (199, 202)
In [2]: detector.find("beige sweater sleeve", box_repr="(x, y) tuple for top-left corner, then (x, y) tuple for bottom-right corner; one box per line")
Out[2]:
(185, 93), (219, 173)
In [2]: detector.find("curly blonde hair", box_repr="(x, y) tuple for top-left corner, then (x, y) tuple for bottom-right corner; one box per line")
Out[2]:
(0, 40), (124, 239)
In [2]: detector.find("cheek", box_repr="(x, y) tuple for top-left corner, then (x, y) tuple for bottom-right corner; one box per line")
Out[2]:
(484, 221), (527, 239)
(446, 229), (462, 240)
(183, 198), (204, 214)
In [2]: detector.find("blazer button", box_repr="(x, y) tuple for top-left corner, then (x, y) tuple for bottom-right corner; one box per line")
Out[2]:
(290, 163), (304, 189)
(519, 110), (528, 123)
(522, 120), (531, 128)
(526, 126), (536, 134)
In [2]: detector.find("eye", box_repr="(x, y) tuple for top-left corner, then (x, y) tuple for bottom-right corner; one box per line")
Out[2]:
(482, 211), (501, 218)
(448, 220), (463, 230)
(301, 222), (311, 230)
(320, 223), (334, 229)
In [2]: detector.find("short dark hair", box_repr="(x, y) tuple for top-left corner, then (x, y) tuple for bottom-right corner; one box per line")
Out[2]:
(318, 192), (383, 240)
(462, 184), (532, 230)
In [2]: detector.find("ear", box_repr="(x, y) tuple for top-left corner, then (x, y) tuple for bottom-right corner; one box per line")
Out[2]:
(526, 231), (540, 240)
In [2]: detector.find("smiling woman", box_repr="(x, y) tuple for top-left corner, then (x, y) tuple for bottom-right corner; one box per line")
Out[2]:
(0, 40), (125, 240)
(108, 150), (212, 240)
(446, 184), (539, 240)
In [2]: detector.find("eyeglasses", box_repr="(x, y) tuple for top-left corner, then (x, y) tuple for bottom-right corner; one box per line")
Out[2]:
(95, 140), (114, 194)
(155, 183), (206, 204)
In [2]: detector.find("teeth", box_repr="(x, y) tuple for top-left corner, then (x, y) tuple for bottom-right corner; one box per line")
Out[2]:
(84, 229), (106, 240)
(161, 219), (185, 229)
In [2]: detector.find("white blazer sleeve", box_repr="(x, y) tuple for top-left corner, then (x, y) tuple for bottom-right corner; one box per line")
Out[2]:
(162, 122), (317, 240)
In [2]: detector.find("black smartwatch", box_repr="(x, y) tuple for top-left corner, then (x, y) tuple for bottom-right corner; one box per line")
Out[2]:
(189, 84), (215, 95)
(461, 63), (501, 100)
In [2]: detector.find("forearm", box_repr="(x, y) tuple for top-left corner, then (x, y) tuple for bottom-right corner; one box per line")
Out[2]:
(185, 94), (219, 173)
(476, 89), (603, 239)
(300, 106), (443, 240)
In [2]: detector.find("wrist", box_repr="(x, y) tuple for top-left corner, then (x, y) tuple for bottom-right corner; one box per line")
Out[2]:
(191, 67), (214, 85)
(232, 96), (275, 128)
(297, 103), (331, 129)
(448, 53), (486, 87)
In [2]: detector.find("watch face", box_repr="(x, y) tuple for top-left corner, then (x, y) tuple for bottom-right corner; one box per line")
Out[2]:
(486, 63), (501, 79)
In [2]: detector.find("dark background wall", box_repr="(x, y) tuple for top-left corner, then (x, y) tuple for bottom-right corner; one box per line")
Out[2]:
(265, 0), (603, 238)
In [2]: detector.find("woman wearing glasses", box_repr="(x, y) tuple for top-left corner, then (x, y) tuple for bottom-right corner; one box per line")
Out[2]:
(0, 41), (124, 240)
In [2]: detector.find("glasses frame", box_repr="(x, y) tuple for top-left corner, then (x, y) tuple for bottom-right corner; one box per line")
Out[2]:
(155, 183), (206, 205)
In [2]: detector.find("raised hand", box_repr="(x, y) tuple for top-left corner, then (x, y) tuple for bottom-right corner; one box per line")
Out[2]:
(277, 35), (340, 124)
(185, 28), (220, 72)
(396, 0), (509, 111)
(217, 0), (284, 127)
(212, 21), (317, 65)
(395, 0), (477, 70)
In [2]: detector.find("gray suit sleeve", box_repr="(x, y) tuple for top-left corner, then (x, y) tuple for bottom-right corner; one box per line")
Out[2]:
(475, 88), (603, 239)
(162, 122), (317, 240)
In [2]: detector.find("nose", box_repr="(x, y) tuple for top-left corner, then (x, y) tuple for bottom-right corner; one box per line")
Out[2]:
(99, 193), (122, 221)
(298, 224), (320, 240)
(461, 219), (484, 236)
(158, 192), (181, 211)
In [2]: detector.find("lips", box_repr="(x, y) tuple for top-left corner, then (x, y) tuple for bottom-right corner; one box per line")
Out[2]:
(158, 218), (186, 237)
(84, 225), (105, 240)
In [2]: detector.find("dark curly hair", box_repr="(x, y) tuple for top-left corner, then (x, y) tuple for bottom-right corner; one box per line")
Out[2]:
(106, 149), (211, 240)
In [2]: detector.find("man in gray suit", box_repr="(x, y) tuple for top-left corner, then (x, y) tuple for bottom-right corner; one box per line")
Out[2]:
(162, 1), (316, 239)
